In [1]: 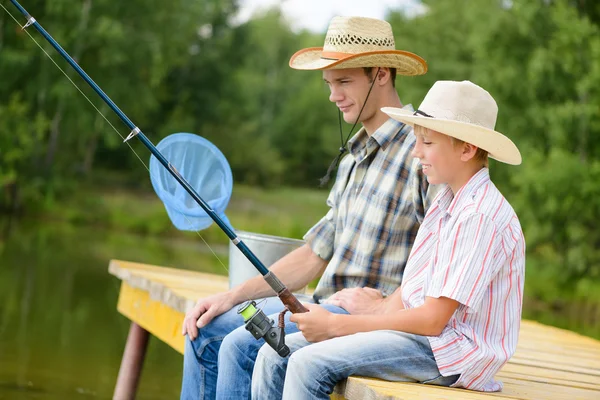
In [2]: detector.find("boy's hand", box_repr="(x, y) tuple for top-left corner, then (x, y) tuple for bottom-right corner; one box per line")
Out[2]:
(323, 287), (384, 314)
(290, 303), (336, 343)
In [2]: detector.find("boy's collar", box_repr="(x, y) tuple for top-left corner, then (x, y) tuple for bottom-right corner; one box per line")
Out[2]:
(438, 168), (491, 216)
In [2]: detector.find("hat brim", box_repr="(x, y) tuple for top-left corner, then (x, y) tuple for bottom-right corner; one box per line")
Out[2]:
(289, 47), (427, 75)
(381, 107), (522, 165)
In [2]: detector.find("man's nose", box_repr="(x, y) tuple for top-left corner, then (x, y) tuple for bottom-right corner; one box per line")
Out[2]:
(329, 87), (343, 103)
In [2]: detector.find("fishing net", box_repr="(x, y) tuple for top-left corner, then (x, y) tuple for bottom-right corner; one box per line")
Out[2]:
(149, 133), (233, 231)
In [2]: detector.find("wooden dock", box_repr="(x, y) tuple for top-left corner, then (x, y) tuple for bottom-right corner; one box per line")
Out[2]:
(109, 259), (600, 399)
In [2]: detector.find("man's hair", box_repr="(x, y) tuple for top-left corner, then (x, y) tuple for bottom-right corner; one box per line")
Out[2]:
(363, 67), (397, 87)
(451, 137), (489, 167)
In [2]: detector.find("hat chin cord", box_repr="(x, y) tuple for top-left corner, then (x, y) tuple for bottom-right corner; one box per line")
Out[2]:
(319, 68), (381, 187)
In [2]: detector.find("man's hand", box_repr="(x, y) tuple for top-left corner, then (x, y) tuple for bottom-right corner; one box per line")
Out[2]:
(323, 287), (385, 314)
(182, 292), (235, 341)
(290, 303), (336, 343)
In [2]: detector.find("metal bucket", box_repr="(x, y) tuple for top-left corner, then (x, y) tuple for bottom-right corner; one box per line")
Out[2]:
(228, 230), (305, 290)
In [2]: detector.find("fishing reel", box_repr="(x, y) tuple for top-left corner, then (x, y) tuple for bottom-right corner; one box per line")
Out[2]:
(237, 300), (290, 357)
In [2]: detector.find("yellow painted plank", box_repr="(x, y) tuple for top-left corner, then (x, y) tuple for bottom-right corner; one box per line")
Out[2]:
(117, 282), (187, 354)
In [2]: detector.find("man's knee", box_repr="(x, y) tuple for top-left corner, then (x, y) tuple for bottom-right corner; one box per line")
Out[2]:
(184, 310), (241, 360)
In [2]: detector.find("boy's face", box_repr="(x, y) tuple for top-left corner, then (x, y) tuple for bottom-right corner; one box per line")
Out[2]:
(323, 68), (378, 124)
(412, 125), (464, 186)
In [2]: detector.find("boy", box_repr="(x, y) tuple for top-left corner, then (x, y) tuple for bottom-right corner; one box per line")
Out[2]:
(252, 80), (525, 399)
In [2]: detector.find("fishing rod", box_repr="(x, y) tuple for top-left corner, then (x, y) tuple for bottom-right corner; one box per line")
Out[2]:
(8, 0), (306, 357)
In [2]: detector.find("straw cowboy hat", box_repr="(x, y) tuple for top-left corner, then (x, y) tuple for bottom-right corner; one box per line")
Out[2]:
(289, 16), (427, 75)
(382, 80), (522, 165)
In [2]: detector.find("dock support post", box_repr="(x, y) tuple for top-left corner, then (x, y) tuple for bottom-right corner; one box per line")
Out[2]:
(113, 322), (150, 400)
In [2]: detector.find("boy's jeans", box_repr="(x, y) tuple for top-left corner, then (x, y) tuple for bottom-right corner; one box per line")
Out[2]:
(180, 294), (347, 400)
(252, 330), (460, 400)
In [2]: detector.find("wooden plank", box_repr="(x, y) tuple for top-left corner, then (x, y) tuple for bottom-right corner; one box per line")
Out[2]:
(335, 378), (516, 400)
(110, 259), (229, 313)
(510, 357), (598, 375)
(498, 363), (600, 390)
(110, 259), (600, 400)
(499, 377), (600, 400)
(336, 375), (600, 400)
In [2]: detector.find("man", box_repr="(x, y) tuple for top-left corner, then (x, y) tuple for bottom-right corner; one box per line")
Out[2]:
(180, 16), (434, 399)
(252, 80), (525, 399)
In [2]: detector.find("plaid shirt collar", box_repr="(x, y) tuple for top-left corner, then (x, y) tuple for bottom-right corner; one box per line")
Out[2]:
(347, 104), (415, 159)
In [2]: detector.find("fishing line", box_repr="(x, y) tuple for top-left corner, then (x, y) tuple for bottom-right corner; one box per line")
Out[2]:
(0, 1), (258, 305)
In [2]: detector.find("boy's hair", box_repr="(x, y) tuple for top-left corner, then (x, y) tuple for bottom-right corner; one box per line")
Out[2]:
(451, 137), (489, 167)
(363, 67), (397, 87)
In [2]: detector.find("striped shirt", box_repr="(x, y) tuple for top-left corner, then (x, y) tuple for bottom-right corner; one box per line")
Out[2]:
(305, 115), (435, 299)
(401, 168), (526, 391)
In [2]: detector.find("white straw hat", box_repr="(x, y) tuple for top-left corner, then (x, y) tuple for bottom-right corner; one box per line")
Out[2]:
(382, 80), (522, 165)
(289, 16), (427, 75)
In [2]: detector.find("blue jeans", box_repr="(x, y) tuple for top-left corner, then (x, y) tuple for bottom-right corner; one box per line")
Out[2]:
(251, 330), (460, 400)
(180, 295), (347, 400)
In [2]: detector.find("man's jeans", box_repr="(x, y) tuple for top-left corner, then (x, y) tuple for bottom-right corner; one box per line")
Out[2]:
(252, 330), (460, 400)
(180, 295), (348, 400)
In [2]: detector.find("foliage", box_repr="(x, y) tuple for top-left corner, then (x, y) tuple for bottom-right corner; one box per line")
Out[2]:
(1, 0), (600, 298)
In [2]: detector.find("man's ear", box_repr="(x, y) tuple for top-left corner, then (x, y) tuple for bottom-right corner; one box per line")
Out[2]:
(460, 143), (479, 162)
(377, 68), (391, 86)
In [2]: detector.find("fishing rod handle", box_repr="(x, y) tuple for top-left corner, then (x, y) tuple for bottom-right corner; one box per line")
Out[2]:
(278, 289), (309, 313)
(263, 272), (308, 313)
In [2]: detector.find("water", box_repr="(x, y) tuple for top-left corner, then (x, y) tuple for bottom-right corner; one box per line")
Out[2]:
(1, 219), (598, 399)
(0, 219), (225, 399)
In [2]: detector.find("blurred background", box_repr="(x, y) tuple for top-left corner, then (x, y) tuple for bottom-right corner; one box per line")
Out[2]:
(1, 0), (599, 398)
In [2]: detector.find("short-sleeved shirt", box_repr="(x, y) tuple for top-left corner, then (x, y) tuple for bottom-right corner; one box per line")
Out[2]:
(304, 115), (434, 299)
(401, 168), (526, 391)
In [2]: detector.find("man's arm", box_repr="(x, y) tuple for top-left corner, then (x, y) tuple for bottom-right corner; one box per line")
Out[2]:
(183, 155), (348, 340)
(183, 244), (327, 340)
(231, 244), (327, 302)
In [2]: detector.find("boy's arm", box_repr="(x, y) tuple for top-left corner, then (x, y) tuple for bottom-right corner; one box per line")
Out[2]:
(292, 296), (458, 343)
(331, 296), (459, 338)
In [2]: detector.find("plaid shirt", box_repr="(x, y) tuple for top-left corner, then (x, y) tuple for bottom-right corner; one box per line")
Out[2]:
(305, 115), (435, 299)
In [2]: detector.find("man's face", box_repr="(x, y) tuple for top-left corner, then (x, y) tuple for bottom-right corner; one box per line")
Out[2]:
(323, 68), (377, 124)
(411, 125), (464, 186)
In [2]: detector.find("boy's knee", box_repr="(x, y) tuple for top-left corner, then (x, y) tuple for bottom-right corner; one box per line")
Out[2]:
(288, 347), (326, 378)
(220, 326), (256, 357)
(256, 342), (281, 366)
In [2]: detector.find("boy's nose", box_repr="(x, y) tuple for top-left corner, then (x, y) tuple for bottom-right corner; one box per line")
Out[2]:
(412, 143), (423, 159)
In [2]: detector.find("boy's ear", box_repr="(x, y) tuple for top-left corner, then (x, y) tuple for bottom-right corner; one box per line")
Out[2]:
(460, 143), (479, 162)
